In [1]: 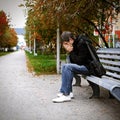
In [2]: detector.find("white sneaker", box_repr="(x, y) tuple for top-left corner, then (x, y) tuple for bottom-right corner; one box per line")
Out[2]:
(70, 92), (74, 99)
(57, 92), (74, 99)
(57, 92), (63, 97)
(52, 95), (71, 103)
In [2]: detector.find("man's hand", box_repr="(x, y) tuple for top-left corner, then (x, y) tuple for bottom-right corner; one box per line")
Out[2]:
(63, 42), (73, 53)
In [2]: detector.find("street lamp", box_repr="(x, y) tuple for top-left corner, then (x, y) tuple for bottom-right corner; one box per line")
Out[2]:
(33, 33), (37, 56)
(56, 6), (61, 74)
(56, 24), (60, 74)
(33, 17), (37, 56)
(29, 31), (32, 54)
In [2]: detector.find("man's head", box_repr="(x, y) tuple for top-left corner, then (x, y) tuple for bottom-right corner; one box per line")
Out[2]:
(61, 31), (74, 42)
(61, 31), (74, 52)
(61, 31), (74, 45)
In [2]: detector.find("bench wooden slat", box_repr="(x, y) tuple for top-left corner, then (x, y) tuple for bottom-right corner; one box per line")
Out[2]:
(98, 54), (120, 60)
(100, 59), (120, 67)
(103, 75), (120, 82)
(97, 51), (120, 54)
(105, 72), (120, 79)
(86, 75), (120, 90)
(97, 48), (120, 54)
(103, 65), (120, 72)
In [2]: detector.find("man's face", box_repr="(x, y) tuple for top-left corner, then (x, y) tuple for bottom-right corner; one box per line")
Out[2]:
(63, 41), (70, 48)
(62, 39), (74, 53)
(62, 38), (74, 48)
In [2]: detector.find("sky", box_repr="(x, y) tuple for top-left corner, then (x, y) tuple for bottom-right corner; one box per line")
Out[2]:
(0, 0), (26, 28)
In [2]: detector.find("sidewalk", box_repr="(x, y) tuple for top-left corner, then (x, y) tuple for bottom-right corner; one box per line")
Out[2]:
(0, 50), (120, 120)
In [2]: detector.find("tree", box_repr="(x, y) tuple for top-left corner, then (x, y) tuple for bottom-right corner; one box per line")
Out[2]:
(7, 28), (18, 49)
(21, 0), (120, 49)
(0, 10), (18, 51)
(0, 10), (9, 36)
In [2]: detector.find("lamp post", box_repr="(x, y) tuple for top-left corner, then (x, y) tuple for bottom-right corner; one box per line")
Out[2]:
(29, 31), (32, 53)
(33, 18), (37, 56)
(56, 6), (61, 74)
(56, 24), (60, 74)
(112, 21), (115, 48)
(33, 35), (37, 56)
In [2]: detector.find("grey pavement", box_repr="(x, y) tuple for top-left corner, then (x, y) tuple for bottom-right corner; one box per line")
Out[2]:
(0, 50), (120, 120)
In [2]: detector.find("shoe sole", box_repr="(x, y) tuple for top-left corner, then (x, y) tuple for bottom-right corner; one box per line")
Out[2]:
(52, 100), (71, 103)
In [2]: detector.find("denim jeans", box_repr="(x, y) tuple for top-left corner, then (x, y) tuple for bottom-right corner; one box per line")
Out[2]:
(60, 63), (89, 95)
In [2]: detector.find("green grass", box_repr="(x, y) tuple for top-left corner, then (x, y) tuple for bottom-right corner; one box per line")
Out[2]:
(25, 51), (57, 75)
(0, 51), (12, 56)
(60, 54), (67, 60)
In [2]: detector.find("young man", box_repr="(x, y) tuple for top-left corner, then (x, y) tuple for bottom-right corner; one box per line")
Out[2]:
(52, 31), (100, 103)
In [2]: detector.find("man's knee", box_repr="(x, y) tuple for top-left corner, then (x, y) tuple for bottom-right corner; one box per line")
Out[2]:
(62, 64), (72, 71)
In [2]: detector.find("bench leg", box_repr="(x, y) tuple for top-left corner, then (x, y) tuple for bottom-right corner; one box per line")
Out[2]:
(109, 92), (115, 99)
(73, 74), (81, 87)
(87, 81), (100, 99)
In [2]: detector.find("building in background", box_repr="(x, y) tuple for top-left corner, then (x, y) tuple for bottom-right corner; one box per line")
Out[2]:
(115, 14), (120, 39)
(114, 14), (120, 47)
(94, 13), (120, 48)
(111, 13), (120, 48)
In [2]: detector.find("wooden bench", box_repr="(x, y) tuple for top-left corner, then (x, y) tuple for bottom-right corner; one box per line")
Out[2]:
(86, 48), (120, 101)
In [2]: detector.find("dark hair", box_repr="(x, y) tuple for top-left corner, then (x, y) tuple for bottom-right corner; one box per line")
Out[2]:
(61, 31), (74, 42)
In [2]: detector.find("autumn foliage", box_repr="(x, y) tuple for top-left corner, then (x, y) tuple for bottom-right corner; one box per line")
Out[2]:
(20, 0), (120, 52)
(0, 10), (18, 51)
(0, 10), (8, 36)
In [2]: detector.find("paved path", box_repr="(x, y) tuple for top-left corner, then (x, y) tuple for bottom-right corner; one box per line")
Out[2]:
(0, 50), (120, 120)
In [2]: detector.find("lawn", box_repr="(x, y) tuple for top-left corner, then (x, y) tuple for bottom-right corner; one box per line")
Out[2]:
(0, 51), (12, 56)
(25, 51), (58, 75)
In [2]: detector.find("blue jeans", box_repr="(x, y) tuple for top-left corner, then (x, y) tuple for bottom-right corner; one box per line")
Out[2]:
(60, 63), (89, 95)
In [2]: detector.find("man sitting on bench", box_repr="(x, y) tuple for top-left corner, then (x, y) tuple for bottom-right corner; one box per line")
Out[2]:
(52, 31), (100, 103)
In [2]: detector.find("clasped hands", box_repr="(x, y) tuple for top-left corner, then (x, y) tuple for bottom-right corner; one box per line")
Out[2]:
(63, 42), (73, 53)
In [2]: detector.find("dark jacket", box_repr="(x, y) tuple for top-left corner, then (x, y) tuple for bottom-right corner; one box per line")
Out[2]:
(69, 35), (95, 71)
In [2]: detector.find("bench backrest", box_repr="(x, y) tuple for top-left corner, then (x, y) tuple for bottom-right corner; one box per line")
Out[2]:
(97, 48), (120, 80)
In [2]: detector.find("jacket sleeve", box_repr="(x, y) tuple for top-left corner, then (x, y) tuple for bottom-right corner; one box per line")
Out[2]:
(69, 42), (91, 65)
